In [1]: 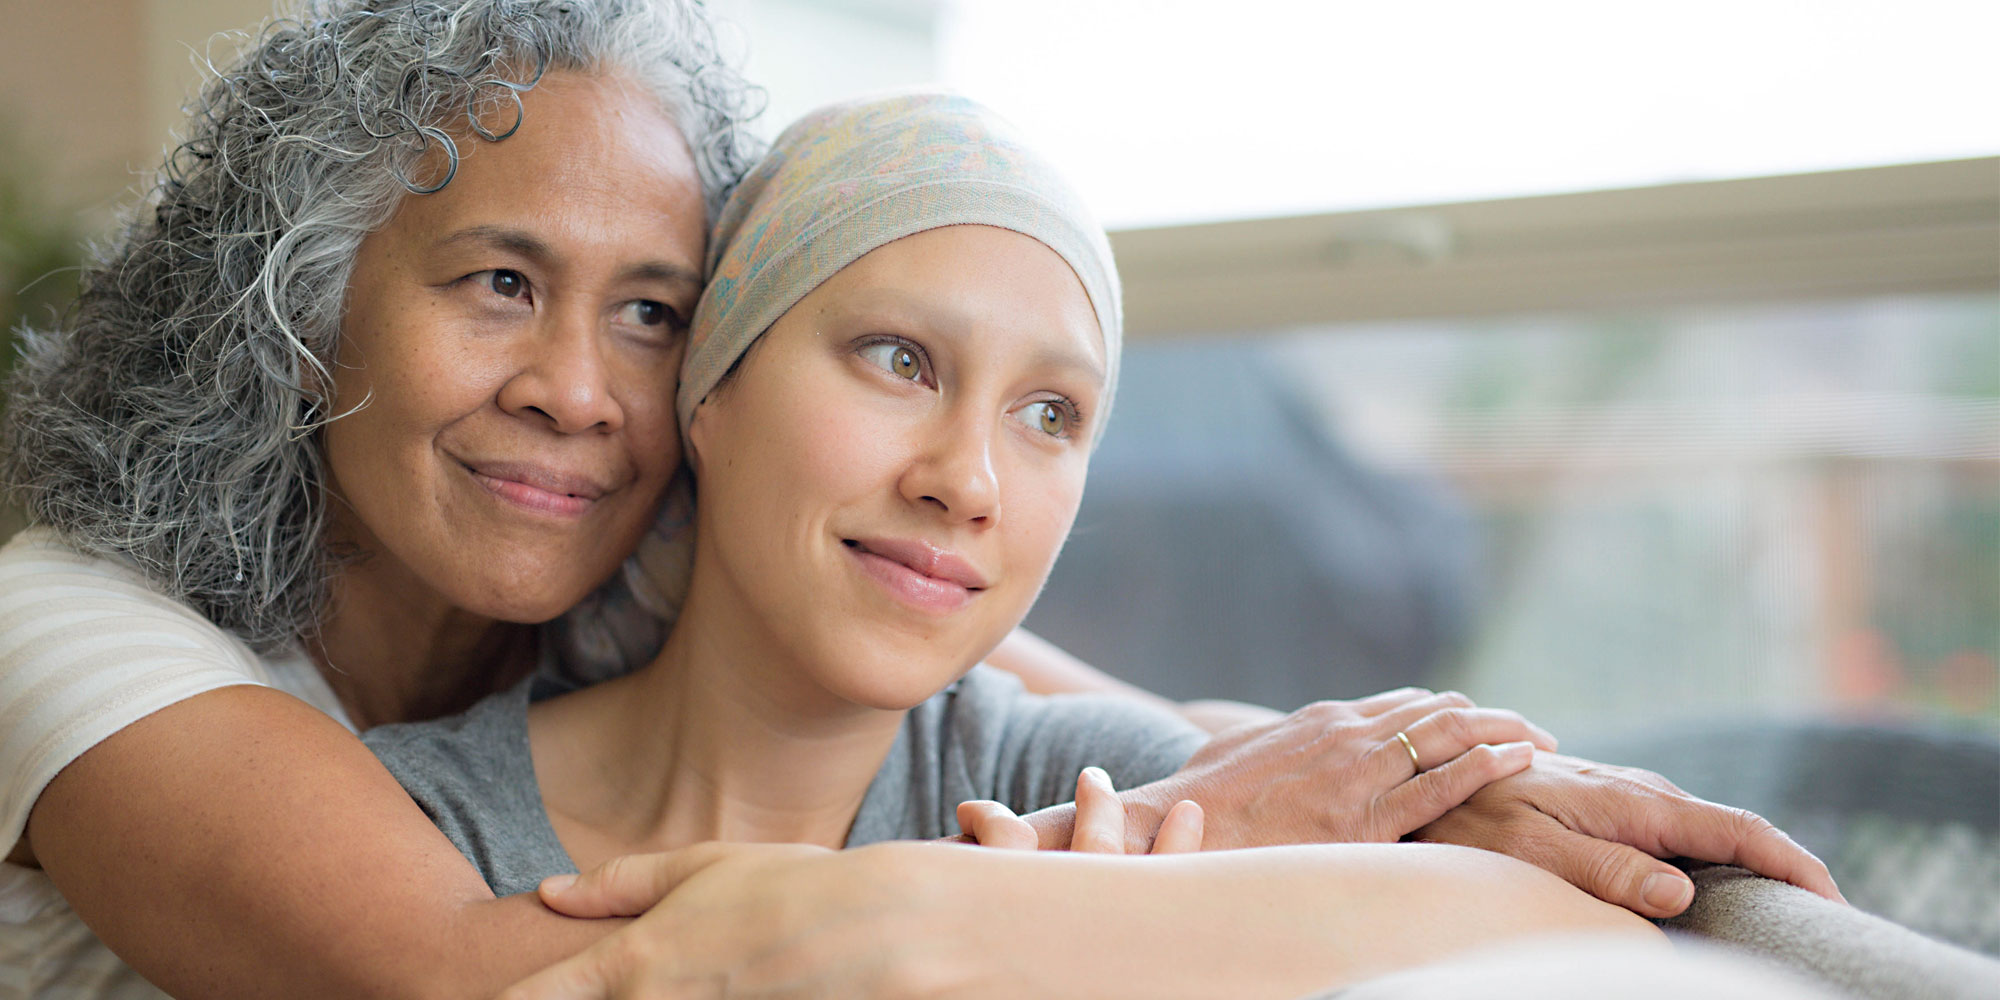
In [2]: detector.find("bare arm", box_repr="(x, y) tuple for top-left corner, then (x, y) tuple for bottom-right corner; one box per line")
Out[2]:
(28, 686), (617, 1000)
(507, 840), (1662, 999)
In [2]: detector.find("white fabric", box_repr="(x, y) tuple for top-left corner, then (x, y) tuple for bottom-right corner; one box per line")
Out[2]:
(0, 526), (351, 999)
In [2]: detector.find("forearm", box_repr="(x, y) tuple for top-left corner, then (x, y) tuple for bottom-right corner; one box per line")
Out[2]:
(30, 686), (616, 999)
(878, 841), (1664, 1000)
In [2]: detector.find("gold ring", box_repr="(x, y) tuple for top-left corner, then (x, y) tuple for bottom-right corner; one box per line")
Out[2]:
(1394, 730), (1422, 772)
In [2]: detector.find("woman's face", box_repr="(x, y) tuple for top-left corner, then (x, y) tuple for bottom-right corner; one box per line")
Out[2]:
(687, 224), (1106, 710)
(325, 71), (705, 623)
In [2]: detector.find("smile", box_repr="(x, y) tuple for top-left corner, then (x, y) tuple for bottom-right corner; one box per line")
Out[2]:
(463, 460), (609, 519)
(842, 537), (988, 615)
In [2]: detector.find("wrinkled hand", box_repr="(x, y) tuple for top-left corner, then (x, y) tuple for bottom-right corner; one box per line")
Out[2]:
(1137, 688), (1556, 851)
(504, 841), (953, 999)
(959, 766), (1204, 853)
(1412, 751), (1844, 918)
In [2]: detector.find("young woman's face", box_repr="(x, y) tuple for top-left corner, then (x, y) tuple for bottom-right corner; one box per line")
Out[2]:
(688, 224), (1106, 710)
(324, 71), (705, 623)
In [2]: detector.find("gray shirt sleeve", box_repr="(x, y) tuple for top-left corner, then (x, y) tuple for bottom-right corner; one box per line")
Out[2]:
(360, 677), (577, 897)
(845, 664), (1209, 845)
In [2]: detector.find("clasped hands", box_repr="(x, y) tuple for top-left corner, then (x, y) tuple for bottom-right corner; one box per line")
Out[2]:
(1024, 687), (1840, 918)
(503, 688), (1841, 999)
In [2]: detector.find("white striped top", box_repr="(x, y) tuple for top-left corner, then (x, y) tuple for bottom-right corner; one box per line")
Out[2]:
(0, 527), (350, 998)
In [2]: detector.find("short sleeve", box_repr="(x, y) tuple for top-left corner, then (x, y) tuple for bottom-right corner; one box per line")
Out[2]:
(0, 528), (276, 848)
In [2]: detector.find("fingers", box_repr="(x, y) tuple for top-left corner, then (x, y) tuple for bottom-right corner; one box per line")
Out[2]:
(1647, 798), (1845, 904)
(1373, 702), (1558, 782)
(539, 845), (730, 919)
(1071, 766), (1126, 853)
(1520, 825), (1699, 919)
(955, 800), (1039, 850)
(1151, 799), (1204, 854)
(1379, 741), (1537, 835)
(1346, 687), (1438, 717)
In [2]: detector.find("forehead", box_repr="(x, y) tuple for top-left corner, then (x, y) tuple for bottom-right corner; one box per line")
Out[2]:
(815, 225), (1106, 379)
(388, 71), (706, 257)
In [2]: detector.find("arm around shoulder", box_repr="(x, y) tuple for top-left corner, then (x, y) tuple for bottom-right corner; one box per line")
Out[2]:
(29, 685), (615, 999)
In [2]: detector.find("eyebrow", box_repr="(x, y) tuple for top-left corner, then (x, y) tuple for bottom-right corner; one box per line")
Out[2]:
(1027, 345), (1107, 389)
(434, 225), (702, 289)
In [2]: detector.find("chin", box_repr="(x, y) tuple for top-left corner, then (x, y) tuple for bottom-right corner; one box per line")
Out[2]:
(817, 635), (986, 712)
(446, 562), (610, 625)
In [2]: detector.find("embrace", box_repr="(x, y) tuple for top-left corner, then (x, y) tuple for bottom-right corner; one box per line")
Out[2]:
(1, 2), (1852, 998)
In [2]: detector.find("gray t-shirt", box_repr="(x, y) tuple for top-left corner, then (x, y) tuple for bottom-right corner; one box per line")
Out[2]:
(363, 664), (1208, 896)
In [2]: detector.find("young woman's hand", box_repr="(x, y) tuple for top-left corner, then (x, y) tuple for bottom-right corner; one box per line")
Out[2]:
(957, 766), (1203, 853)
(1125, 688), (1553, 851)
(1409, 751), (1843, 918)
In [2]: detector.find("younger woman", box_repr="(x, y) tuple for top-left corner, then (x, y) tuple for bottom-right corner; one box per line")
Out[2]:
(363, 93), (1662, 998)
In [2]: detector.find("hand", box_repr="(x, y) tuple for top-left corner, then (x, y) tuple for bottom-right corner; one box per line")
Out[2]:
(1411, 751), (1845, 919)
(508, 842), (949, 999)
(959, 766), (1204, 853)
(1132, 688), (1556, 851)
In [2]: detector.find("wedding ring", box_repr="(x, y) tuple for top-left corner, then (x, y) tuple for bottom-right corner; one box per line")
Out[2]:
(1394, 730), (1422, 772)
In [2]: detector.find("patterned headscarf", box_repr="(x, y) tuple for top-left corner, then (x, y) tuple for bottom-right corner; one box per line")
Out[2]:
(551, 92), (1120, 682)
(678, 90), (1122, 446)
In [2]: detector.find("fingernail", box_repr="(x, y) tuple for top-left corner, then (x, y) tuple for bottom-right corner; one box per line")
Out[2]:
(540, 874), (577, 895)
(1082, 766), (1110, 788)
(1500, 740), (1535, 758)
(1642, 873), (1692, 912)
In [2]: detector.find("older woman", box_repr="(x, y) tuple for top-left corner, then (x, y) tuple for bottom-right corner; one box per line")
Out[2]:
(0, 1), (1832, 997)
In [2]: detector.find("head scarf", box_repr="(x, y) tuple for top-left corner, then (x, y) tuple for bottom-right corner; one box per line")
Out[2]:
(678, 90), (1123, 448)
(552, 92), (1120, 681)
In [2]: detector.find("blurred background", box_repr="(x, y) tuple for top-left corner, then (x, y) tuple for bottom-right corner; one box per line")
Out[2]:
(2, 0), (1996, 944)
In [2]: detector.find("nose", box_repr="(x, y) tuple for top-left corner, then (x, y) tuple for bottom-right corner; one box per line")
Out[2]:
(899, 409), (1000, 525)
(495, 306), (625, 434)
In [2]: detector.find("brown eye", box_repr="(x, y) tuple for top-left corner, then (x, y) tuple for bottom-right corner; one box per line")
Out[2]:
(488, 269), (525, 297)
(861, 341), (926, 382)
(623, 300), (669, 326)
(1040, 404), (1066, 435)
(1017, 401), (1072, 437)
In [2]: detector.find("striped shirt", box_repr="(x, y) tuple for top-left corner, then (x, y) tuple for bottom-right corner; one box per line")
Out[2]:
(0, 527), (349, 999)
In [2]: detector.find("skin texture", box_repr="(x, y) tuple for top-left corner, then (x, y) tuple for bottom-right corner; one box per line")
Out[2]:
(26, 70), (705, 999)
(524, 224), (1110, 866)
(314, 70), (704, 728)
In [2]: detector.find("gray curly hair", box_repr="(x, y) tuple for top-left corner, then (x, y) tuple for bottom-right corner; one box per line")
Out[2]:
(2, 0), (760, 653)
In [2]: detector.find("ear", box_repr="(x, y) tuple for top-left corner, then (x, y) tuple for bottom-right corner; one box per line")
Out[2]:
(685, 398), (720, 479)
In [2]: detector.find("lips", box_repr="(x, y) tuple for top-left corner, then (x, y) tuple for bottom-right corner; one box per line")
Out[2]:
(843, 537), (989, 614)
(463, 459), (615, 518)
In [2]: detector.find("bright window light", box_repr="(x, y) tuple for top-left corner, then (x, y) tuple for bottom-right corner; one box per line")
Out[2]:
(940, 0), (2000, 227)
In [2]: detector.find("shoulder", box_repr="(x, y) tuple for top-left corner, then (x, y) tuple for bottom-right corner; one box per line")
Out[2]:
(361, 679), (569, 896)
(361, 680), (534, 788)
(0, 527), (265, 676)
(942, 664), (1208, 811)
(0, 527), (303, 848)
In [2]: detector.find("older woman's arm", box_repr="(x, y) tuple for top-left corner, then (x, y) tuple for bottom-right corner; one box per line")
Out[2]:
(507, 840), (1664, 1000)
(28, 686), (618, 1000)
(987, 628), (1284, 734)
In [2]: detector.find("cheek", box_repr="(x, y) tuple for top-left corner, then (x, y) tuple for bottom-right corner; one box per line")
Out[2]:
(612, 362), (684, 474)
(1003, 458), (1088, 575)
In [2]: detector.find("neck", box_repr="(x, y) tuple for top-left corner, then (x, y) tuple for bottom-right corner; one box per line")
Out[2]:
(532, 571), (905, 868)
(312, 553), (537, 730)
